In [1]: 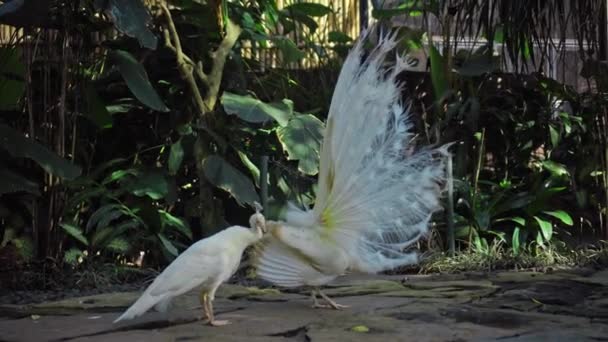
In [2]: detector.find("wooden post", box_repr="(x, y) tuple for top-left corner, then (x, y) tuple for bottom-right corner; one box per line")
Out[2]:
(260, 156), (269, 212)
(446, 153), (456, 256)
(360, 0), (369, 32)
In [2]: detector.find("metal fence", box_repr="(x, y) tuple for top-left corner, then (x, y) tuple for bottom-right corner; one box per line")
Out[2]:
(0, 1), (594, 89)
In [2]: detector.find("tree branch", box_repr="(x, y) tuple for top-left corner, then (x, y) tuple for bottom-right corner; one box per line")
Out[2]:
(161, 3), (241, 116)
(204, 18), (242, 110)
(161, 4), (208, 114)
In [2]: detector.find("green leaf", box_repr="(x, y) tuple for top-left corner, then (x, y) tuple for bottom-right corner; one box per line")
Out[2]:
(0, 123), (82, 180)
(286, 11), (318, 32)
(534, 216), (553, 241)
(92, 220), (140, 250)
(86, 204), (124, 232)
(277, 114), (324, 175)
(455, 53), (497, 77)
(541, 160), (569, 177)
(221, 92), (293, 126)
(536, 231), (545, 246)
(64, 248), (84, 265)
(274, 37), (306, 64)
(549, 125), (559, 148)
(158, 233), (178, 257)
(128, 171), (169, 200)
(372, 7), (421, 19)
(84, 84), (113, 129)
(0, 47), (25, 111)
(495, 216), (525, 226)
(522, 39), (531, 60)
(493, 25), (504, 43)
(110, 49), (169, 112)
(90, 226), (115, 249)
(107, 237), (130, 253)
(102, 168), (139, 185)
(284, 2), (332, 17)
(202, 155), (260, 206)
(168, 139), (184, 175)
(350, 325), (370, 333)
(60, 223), (89, 246)
(0, 167), (40, 196)
(328, 31), (352, 44)
(12, 237), (34, 262)
(236, 150), (261, 187)
(428, 43), (447, 102)
(65, 186), (105, 212)
(512, 227), (521, 256)
(160, 210), (192, 239)
(100, 0), (158, 50)
(542, 210), (573, 226)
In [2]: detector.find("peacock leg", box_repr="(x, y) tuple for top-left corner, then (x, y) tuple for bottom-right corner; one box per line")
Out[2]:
(310, 287), (349, 309)
(318, 288), (349, 310)
(310, 288), (328, 308)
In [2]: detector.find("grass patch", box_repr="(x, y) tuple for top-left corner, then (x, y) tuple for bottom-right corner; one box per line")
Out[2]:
(418, 240), (608, 274)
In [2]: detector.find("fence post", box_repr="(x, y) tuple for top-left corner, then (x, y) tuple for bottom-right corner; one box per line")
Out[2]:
(260, 155), (269, 212)
(446, 153), (455, 257)
(360, 0), (369, 32)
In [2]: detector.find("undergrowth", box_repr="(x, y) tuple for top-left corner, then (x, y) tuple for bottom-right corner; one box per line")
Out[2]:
(419, 240), (608, 273)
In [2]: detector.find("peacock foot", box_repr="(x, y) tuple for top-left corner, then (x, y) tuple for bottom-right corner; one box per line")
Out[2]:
(311, 288), (350, 310)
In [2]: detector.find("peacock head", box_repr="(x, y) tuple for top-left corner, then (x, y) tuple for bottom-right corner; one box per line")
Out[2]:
(249, 202), (267, 236)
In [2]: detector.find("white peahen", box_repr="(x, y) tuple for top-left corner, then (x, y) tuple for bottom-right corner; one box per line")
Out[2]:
(114, 207), (267, 326)
(252, 27), (448, 309)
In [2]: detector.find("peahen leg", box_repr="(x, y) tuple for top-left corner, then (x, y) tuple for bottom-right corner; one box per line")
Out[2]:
(311, 287), (349, 310)
(200, 291), (211, 322)
(207, 288), (230, 326)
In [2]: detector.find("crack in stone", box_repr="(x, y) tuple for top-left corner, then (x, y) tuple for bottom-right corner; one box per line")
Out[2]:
(268, 326), (311, 342)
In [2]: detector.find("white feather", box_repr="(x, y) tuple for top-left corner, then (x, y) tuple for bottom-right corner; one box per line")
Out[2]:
(114, 224), (262, 323)
(255, 25), (448, 287)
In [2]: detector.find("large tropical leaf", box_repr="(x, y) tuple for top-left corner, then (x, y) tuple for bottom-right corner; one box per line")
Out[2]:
(428, 43), (447, 102)
(127, 171), (170, 200)
(543, 210), (573, 226)
(84, 84), (112, 129)
(168, 139), (184, 175)
(0, 123), (81, 180)
(276, 114), (324, 175)
(0, 47), (25, 111)
(533, 216), (553, 241)
(159, 210), (192, 240)
(98, 0), (157, 50)
(202, 155), (260, 206)
(0, 167), (39, 195)
(110, 50), (169, 112)
(283, 2), (332, 17)
(158, 233), (178, 257)
(221, 92), (293, 126)
(60, 223), (89, 246)
(274, 37), (306, 64)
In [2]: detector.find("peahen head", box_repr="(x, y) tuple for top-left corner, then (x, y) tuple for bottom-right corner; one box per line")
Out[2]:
(249, 202), (267, 237)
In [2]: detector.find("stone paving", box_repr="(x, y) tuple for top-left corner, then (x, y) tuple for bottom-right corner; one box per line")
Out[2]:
(1, 268), (608, 341)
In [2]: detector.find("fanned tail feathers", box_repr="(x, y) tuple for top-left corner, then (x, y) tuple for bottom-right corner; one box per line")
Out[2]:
(255, 26), (448, 284)
(314, 27), (447, 273)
